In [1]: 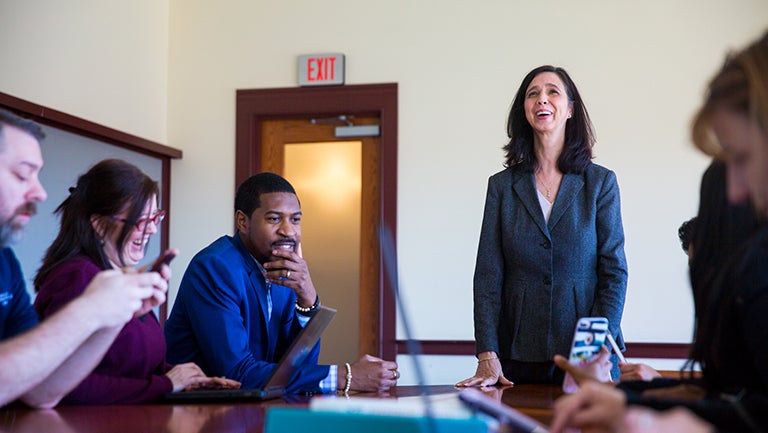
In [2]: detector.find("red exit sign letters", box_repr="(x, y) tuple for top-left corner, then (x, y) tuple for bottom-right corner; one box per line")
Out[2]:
(298, 53), (345, 86)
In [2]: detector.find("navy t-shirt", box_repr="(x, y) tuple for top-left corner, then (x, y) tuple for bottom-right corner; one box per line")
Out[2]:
(0, 248), (39, 340)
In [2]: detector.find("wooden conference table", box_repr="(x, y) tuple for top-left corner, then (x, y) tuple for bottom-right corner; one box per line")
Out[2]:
(0, 384), (562, 433)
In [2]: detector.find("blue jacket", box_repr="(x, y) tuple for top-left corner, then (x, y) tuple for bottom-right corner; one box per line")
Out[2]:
(165, 235), (329, 393)
(473, 163), (628, 362)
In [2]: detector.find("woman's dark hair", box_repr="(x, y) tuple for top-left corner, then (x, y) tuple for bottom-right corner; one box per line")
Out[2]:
(34, 159), (159, 290)
(685, 161), (759, 382)
(677, 217), (697, 254)
(503, 65), (595, 173)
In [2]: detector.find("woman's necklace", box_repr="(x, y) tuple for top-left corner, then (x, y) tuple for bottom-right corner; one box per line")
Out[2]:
(535, 171), (560, 201)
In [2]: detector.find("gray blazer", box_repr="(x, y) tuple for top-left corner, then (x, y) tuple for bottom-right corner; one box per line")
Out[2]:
(473, 163), (628, 362)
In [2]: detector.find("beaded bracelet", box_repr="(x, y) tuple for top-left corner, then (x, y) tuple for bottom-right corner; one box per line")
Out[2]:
(295, 295), (320, 315)
(344, 362), (352, 395)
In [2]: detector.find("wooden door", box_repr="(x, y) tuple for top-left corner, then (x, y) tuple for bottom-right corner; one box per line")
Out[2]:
(261, 117), (380, 362)
(235, 83), (399, 361)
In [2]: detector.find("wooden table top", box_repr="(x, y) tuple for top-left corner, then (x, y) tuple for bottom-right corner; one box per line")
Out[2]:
(0, 384), (562, 433)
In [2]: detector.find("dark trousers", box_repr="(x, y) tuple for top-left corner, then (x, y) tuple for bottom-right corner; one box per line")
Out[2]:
(501, 359), (565, 385)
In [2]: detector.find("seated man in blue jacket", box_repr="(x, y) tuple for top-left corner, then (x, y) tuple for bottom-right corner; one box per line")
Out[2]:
(165, 172), (398, 394)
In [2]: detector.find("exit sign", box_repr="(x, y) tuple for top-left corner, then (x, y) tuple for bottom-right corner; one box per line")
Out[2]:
(298, 53), (345, 86)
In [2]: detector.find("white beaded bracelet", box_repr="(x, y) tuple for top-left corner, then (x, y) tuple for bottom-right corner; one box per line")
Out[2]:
(295, 295), (320, 315)
(344, 362), (352, 395)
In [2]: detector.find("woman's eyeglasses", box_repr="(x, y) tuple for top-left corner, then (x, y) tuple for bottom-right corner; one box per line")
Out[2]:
(113, 210), (166, 231)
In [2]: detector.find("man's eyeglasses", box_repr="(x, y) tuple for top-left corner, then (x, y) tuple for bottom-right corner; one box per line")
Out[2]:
(113, 210), (166, 231)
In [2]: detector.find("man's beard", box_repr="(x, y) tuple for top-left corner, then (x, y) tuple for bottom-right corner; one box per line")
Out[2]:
(0, 219), (24, 249)
(0, 203), (35, 249)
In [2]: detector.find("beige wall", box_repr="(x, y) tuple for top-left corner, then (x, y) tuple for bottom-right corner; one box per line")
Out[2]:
(2, 0), (767, 382)
(0, 0), (168, 142)
(165, 0), (767, 344)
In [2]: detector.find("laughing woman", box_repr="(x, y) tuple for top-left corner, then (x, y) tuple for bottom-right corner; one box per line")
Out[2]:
(33, 159), (238, 404)
(457, 66), (628, 386)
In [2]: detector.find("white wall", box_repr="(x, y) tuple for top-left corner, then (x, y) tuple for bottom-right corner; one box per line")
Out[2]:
(0, 0), (168, 143)
(2, 0), (767, 384)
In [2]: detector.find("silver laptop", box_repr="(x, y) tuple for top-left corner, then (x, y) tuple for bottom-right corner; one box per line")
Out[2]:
(165, 305), (336, 402)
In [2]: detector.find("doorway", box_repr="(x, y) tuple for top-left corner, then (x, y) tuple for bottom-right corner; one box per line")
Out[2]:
(261, 117), (376, 364)
(235, 83), (399, 361)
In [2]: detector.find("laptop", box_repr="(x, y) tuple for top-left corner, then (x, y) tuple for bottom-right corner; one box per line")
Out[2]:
(165, 305), (336, 402)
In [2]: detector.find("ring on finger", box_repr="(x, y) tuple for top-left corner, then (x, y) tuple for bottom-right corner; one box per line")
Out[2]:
(286, 270), (291, 279)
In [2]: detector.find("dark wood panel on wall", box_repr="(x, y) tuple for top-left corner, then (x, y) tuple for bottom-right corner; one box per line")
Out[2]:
(0, 91), (182, 322)
(0, 92), (181, 159)
(395, 340), (692, 359)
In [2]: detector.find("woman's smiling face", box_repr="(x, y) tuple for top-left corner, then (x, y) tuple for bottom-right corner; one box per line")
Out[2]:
(524, 71), (573, 136)
(102, 195), (160, 267)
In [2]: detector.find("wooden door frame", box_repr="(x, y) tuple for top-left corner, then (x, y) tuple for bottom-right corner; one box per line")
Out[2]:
(235, 83), (398, 360)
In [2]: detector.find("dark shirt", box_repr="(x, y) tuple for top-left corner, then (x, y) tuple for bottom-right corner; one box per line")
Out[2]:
(619, 226), (768, 432)
(0, 248), (39, 340)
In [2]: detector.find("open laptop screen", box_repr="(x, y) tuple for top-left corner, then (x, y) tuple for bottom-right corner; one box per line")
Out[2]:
(164, 305), (336, 402)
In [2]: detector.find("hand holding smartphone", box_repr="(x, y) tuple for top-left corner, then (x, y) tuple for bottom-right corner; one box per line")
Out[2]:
(568, 317), (609, 364)
(562, 317), (609, 393)
(147, 248), (178, 273)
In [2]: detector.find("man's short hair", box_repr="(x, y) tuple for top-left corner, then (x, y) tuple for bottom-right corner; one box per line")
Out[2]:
(234, 172), (297, 217)
(678, 217), (697, 253)
(0, 109), (45, 151)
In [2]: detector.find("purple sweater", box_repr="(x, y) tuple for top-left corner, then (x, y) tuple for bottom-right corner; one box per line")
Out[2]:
(34, 256), (173, 404)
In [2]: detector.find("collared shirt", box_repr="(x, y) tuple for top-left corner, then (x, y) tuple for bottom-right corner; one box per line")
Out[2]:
(252, 258), (309, 327)
(252, 257), (335, 392)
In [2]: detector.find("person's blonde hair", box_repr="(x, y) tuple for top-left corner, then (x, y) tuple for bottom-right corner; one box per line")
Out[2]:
(691, 31), (768, 158)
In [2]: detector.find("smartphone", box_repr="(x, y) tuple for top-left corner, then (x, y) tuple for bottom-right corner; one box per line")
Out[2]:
(562, 317), (609, 393)
(458, 388), (549, 433)
(568, 317), (609, 364)
(148, 249), (176, 272)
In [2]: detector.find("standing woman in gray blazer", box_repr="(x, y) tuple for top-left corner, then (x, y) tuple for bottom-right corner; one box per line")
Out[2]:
(456, 65), (628, 386)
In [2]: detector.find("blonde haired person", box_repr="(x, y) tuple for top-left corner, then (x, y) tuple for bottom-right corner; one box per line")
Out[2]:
(552, 31), (768, 433)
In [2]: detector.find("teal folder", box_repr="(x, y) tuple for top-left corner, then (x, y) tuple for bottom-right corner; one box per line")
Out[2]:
(264, 407), (488, 433)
